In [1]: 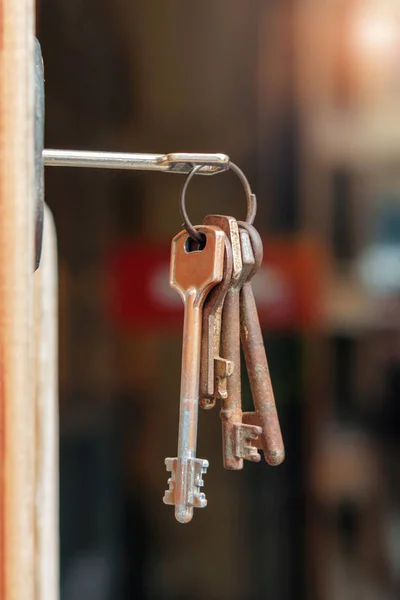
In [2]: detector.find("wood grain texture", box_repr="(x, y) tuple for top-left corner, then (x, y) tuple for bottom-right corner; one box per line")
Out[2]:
(0, 1), (36, 599)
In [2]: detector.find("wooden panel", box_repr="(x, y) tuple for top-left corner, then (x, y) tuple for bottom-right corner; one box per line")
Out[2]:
(0, 1), (36, 599)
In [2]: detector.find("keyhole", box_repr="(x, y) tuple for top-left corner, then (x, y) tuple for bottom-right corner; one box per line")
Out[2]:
(185, 233), (206, 252)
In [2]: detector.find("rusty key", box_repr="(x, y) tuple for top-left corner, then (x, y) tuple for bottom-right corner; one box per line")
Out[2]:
(163, 225), (225, 523)
(204, 217), (261, 469)
(223, 227), (263, 468)
(238, 221), (285, 467)
(200, 215), (242, 412)
(199, 233), (234, 410)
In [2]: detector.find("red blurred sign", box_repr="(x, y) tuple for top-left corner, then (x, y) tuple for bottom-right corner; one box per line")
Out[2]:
(106, 237), (324, 331)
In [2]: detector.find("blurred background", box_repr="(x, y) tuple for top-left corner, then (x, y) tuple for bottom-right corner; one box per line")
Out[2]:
(36, 1), (400, 599)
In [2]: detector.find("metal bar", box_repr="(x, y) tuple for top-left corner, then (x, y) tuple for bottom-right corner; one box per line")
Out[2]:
(34, 205), (59, 600)
(43, 149), (230, 175)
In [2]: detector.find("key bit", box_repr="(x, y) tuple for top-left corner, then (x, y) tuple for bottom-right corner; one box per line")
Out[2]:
(233, 423), (263, 462)
(163, 457), (209, 520)
(214, 357), (234, 400)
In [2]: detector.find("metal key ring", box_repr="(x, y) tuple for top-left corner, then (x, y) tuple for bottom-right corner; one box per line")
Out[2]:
(179, 161), (257, 242)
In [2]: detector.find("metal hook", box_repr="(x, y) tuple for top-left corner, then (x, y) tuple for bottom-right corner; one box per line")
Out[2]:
(179, 161), (257, 242)
(43, 149), (230, 175)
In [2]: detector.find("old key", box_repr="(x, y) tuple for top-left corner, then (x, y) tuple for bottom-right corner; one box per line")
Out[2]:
(163, 225), (226, 523)
(199, 232), (234, 410)
(199, 214), (242, 409)
(238, 221), (285, 466)
(207, 217), (262, 469)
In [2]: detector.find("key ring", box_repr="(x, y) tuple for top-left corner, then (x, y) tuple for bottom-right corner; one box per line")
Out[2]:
(179, 161), (257, 242)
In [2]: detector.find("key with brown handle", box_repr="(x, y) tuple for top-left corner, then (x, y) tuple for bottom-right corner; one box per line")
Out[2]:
(163, 225), (226, 523)
(203, 216), (262, 469)
(238, 221), (285, 467)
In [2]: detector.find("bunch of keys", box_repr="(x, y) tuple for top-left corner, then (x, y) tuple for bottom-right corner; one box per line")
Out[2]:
(163, 163), (285, 524)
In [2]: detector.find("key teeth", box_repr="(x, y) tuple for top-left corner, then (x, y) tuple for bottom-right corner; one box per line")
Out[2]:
(165, 458), (174, 472)
(194, 459), (209, 508)
(245, 446), (262, 463)
(233, 424), (263, 462)
(163, 457), (177, 506)
(163, 457), (209, 509)
(214, 358), (234, 400)
(194, 491), (207, 509)
(199, 459), (209, 474)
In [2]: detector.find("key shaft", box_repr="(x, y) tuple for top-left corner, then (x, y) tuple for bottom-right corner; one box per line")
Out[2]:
(178, 289), (203, 457)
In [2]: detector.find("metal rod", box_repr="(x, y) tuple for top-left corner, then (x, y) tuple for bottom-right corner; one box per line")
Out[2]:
(43, 149), (230, 175)
(34, 205), (59, 600)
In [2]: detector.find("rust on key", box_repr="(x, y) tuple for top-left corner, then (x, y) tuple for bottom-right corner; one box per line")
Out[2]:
(238, 221), (285, 467)
(202, 216), (248, 470)
(217, 220), (254, 470)
(199, 234), (234, 410)
(221, 227), (262, 468)
(200, 214), (243, 411)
